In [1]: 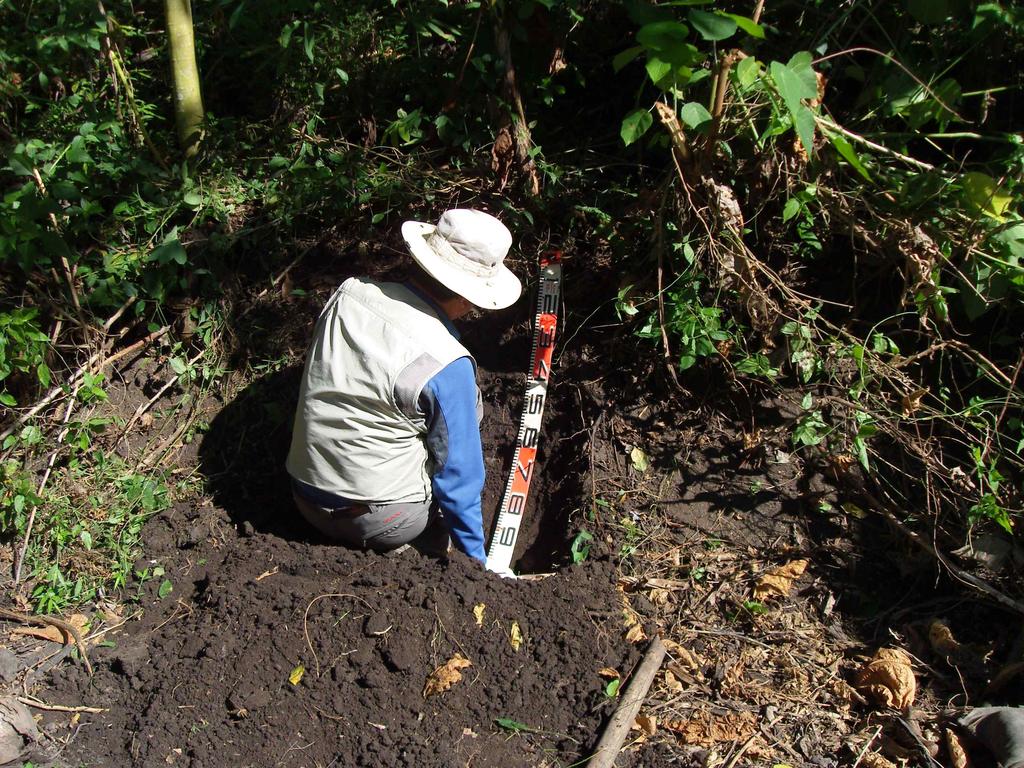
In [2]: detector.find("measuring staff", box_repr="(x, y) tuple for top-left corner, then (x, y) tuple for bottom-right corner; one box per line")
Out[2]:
(285, 209), (522, 574)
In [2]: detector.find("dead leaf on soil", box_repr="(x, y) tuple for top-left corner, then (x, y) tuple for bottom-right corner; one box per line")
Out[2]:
(648, 587), (671, 606)
(423, 653), (472, 698)
(629, 446), (650, 473)
(753, 559), (808, 600)
(854, 647), (916, 709)
(945, 727), (968, 768)
(473, 603), (485, 627)
(860, 752), (898, 768)
(663, 639), (703, 672)
(928, 619), (961, 659)
(633, 714), (657, 737)
(11, 613), (89, 645)
(598, 667), (620, 680)
(663, 669), (684, 694)
(662, 710), (757, 747)
(509, 621), (523, 651)
(625, 623), (646, 643)
(832, 678), (867, 705)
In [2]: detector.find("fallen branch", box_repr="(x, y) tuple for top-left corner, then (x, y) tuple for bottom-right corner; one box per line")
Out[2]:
(862, 488), (1024, 617)
(0, 323), (170, 446)
(16, 696), (105, 714)
(589, 636), (666, 768)
(0, 607), (93, 676)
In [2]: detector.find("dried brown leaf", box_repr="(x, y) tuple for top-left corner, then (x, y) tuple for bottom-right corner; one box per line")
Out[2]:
(597, 667), (620, 680)
(625, 623), (646, 644)
(11, 614), (89, 645)
(928, 620), (961, 659)
(509, 621), (523, 651)
(423, 653), (472, 698)
(662, 711), (757, 746)
(648, 587), (671, 606)
(753, 559), (808, 600)
(945, 727), (968, 768)
(663, 669), (684, 694)
(860, 752), (898, 768)
(634, 714), (657, 737)
(854, 647), (916, 709)
(663, 639), (703, 673)
(473, 603), (485, 627)
(901, 388), (928, 417)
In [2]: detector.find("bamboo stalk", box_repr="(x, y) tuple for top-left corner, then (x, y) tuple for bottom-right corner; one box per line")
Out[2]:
(165, 0), (204, 157)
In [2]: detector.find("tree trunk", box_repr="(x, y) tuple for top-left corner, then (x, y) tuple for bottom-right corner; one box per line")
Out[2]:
(490, 5), (540, 197)
(165, 0), (204, 158)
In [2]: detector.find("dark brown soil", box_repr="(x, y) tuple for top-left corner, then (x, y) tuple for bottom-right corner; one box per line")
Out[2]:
(21, 235), (1022, 768)
(44, 533), (640, 767)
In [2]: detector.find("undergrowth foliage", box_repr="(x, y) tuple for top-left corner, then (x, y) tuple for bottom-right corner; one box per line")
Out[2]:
(0, 0), (1021, 610)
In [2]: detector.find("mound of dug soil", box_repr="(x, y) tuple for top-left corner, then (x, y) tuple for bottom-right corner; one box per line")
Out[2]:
(45, 532), (642, 767)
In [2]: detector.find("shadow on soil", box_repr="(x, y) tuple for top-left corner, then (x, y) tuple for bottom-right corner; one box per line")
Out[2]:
(197, 365), (319, 541)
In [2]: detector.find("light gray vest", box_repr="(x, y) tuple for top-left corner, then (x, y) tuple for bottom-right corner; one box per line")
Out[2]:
(286, 278), (473, 503)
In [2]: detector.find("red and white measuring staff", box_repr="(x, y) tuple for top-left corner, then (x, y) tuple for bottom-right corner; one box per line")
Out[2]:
(486, 253), (562, 575)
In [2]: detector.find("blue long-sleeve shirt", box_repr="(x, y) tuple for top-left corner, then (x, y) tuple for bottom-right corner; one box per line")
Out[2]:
(419, 358), (486, 561)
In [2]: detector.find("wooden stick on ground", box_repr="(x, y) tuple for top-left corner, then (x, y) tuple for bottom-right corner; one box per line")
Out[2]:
(590, 636), (666, 768)
(17, 696), (105, 714)
(0, 607), (93, 676)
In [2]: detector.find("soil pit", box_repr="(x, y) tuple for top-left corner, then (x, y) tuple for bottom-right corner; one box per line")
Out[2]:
(38, 256), (625, 767)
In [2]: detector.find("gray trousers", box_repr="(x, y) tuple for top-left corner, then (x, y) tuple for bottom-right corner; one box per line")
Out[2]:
(292, 491), (450, 556)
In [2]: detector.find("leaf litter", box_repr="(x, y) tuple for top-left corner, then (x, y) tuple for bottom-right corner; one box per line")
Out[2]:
(423, 653), (472, 698)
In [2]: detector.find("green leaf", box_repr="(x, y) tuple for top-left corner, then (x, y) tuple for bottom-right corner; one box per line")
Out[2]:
(150, 238), (187, 266)
(644, 57), (673, 85)
(782, 198), (801, 223)
(680, 101), (712, 130)
(7, 153), (34, 177)
(303, 24), (315, 62)
(0, 392), (16, 407)
(183, 190), (203, 208)
(735, 56), (760, 88)
(621, 109), (653, 146)
(828, 133), (872, 181)
(786, 52), (819, 97)
(688, 9), (737, 41)
(158, 579), (173, 599)
(722, 12), (765, 37)
(495, 718), (532, 733)
(80, 530), (93, 550)
(636, 21), (694, 65)
(630, 446), (650, 472)
(962, 172), (1013, 220)
(793, 104), (817, 158)
(36, 362), (51, 387)
(570, 530), (593, 564)
(169, 357), (187, 376)
(66, 136), (92, 164)
(605, 678), (621, 697)
(771, 61), (817, 155)
(613, 45), (644, 72)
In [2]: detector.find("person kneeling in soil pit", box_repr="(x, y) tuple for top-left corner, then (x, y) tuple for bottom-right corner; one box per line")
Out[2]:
(285, 209), (521, 576)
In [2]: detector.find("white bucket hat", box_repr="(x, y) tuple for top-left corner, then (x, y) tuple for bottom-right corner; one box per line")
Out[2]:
(401, 209), (522, 310)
